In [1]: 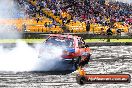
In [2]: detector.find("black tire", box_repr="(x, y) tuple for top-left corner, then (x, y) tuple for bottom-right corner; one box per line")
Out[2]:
(74, 57), (81, 69)
(76, 76), (86, 85)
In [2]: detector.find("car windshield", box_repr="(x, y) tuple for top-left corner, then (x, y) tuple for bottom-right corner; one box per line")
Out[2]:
(45, 37), (74, 47)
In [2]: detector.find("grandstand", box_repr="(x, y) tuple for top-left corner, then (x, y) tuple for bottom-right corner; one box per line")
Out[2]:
(0, 0), (131, 35)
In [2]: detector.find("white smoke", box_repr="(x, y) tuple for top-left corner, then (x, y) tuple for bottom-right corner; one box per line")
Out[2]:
(0, 0), (23, 18)
(35, 44), (64, 71)
(0, 0), (23, 39)
(0, 41), (38, 71)
(0, 40), (65, 71)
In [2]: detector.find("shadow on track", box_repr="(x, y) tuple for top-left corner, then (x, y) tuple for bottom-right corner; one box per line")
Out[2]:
(16, 70), (75, 75)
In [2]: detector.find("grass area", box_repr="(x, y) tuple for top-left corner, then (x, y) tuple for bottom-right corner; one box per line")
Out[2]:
(0, 39), (45, 43)
(0, 39), (132, 43)
(85, 39), (132, 43)
(85, 39), (132, 42)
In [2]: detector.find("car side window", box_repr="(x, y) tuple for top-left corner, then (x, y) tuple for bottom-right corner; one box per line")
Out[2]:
(81, 39), (85, 48)
(78, 38), (85, 48)
(81, 38), (85, 45)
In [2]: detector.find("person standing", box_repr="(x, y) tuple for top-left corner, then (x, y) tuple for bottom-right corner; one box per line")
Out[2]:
(106, 26), (113, 42)
(86, 21), (90, 32)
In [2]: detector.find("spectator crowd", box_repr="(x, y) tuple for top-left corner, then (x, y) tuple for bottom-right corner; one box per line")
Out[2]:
(18, 0), (132, 32)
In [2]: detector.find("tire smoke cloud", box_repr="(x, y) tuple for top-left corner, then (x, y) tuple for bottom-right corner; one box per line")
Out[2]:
(0, 0), (23, 39)
(0, 41), (65, 71)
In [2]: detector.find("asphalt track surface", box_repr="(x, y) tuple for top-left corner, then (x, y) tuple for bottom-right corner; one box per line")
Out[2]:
(0, 46), (132, 88)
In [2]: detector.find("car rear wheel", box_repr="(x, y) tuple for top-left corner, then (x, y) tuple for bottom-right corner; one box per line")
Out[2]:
(74, 57), (81, 70)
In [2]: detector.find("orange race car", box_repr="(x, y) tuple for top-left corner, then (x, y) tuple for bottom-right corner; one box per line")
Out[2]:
(39, 34), (91, 70)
